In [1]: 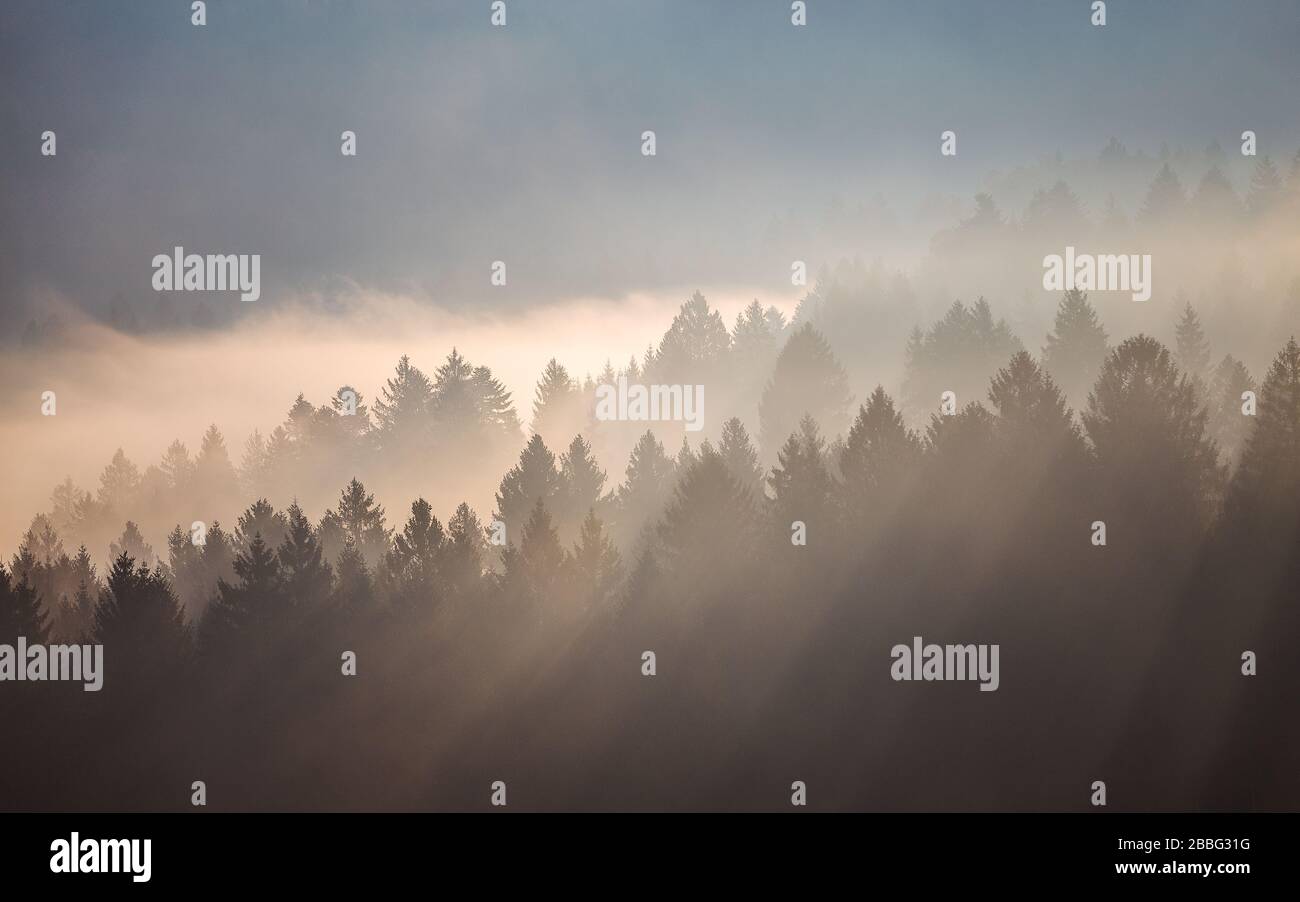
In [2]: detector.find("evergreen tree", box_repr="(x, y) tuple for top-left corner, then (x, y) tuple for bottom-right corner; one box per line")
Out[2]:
(200, 534), (284, 655)
(767, 415), (837, 549)
(278, 502), (334, 615)
(1225, 338), (1300, 521)
(903, 298), (1022, 417)
(110, 521), (157, 570)
(1192, 165), (1241, 222)
(1246, 156), (1283, 217)
(319, 480), (390, 568)
(495, 434), (561, 543)
(193, 425), (240, 516)
(657, 447), (756, 591)
(566, 509), (623, 612)
(1041, 290), (1109, 406)
(1083, 335), (1222, 538)
(718, 417), (764, 500)
(1138, 162), (1186, 223)
(94, 553), (191, 682)
(839, 386), (923, 517)
(1206, 354), (1257, 466)
(372, 354), (434, 452)
(646, 291), (731, 385)
(443, 502), (486, 602)
(531, 358), (585, 444)
(558, 434), (608, 539)
(1174, 302), (1212, 383)
(384, 498), (443, 612)
(501, 499), (567, 608)
(0, 563), (48, 644)
(613, 431), (676, 553)
(236, 499), (290, 555)
(759, 323), (852, 459)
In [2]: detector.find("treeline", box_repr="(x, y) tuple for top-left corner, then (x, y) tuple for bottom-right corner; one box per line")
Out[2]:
(2, 293), (1299, 810)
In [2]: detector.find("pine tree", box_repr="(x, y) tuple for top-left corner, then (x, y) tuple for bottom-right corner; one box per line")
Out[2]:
(902, 299), (1022, 417)
(1139, 162), (1186, 223)
(613, 431), (676, 553)
(1206, 355), (1257, 466)
(1226, 338), (1300, 517)
(110, 521), (157, 570)
(657, 447), (756, 587)
(718, 417), (764, 499)
(200, 534), (284, 655)
(502, 499), (567, 608)
(566, 510), (623, 612)
(768, 415), (837, 547)
(236, 500), (290, 554)
(1192, 165), (1241, 221)
(1174, 302), (1212, 382)
(759, 323), (852, 459)
(194, 425), (240, 515)
(94, 553), (191, 682)
(840, 386), (923, 516)
(558, 434), (607, 539)
(1042, 290), (1109, 406)
(531, 358), (584, 444)
(96, 449), (141, 514)
(1083, 335), (1222, 534)
(384, 498), (443, 612)
(1246, 156), (1282, 217)
(159, 440), (195, 491)
(0, 563), (48, 644)
(495, 434), (561, 543)
(646, 291), (731, 385)
(987, 351), (1088, 483)
(167, 523), (206, 617)
(319, 480), (390, 567)
(443, 502), (486, 602)
(372, 355), (434, 452)
(278, 501), (334, 615)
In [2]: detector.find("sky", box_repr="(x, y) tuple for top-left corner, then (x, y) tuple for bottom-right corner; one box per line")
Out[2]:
(3, 0), (1299, 327)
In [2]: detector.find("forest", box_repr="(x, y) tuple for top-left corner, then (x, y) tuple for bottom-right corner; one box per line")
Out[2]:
(3, 262), (1299, 809)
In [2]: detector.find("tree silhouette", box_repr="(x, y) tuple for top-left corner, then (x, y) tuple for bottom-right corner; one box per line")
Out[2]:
(0, 563), (48, 644)
(840, 386), (923, 522)
(495, 434), (562, 544)
(1206, 354), (1256, 465)
(759, 323), (852, 459)
(1139, 162), (1186, 223)
(566, 510), (623, 613)
(718, 417), (764, 500)
(319, 480), (389, 568)
(531, 358), (586, 445)
(94, 553), (191, 686)
(558, 434), (608, 541)
(384, 498), (442, 614)
(768, 415), (837, 551)
(1042, 290), (1108, 407)
(903, 299), (1021, 417)
(613, 430), (676, 553)
(1083, 335), (1222, 550)
(1174, 302), (1211, 385)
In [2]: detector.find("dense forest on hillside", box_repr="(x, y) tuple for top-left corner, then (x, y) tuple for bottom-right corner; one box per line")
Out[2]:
(3, 274), (1299, 810)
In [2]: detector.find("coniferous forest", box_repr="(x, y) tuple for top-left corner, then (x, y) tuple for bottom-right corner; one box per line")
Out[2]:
(4, 3), (1300, 823)
(3, 282), (1299, 811)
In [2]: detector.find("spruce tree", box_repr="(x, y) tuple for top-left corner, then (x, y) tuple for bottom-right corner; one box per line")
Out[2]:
(1041, 290), (1108, 406)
